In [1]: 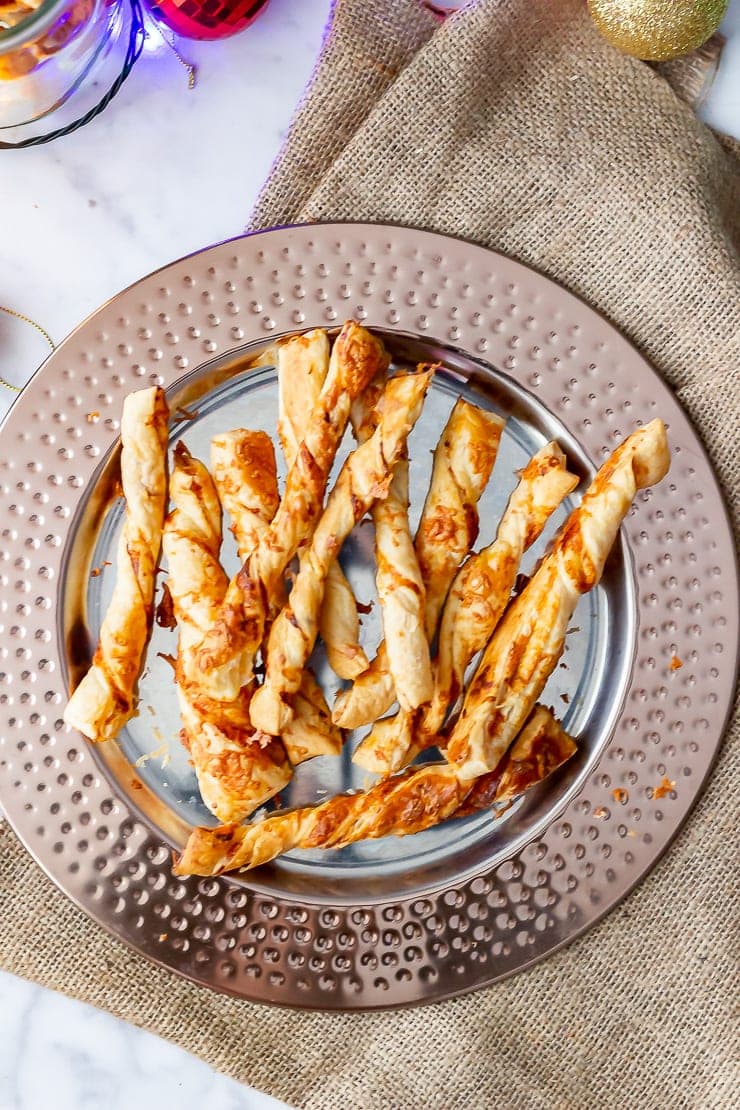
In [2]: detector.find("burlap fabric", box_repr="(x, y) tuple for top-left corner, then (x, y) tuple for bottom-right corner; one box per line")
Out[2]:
(2, 2), (738, 1107)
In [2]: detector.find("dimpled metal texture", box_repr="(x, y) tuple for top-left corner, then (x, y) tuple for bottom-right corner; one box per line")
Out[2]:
(0, 224), (736, 1010)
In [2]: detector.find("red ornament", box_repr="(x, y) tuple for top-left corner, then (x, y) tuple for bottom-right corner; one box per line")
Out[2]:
(148, 0), (270, 41)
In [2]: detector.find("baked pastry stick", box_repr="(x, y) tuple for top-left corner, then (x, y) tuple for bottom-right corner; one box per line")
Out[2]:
(64, 387), (169, 741)
(210, 429), (280, 564)
(455, 704), (578, 814)
(348, 375), (434, 712)
(174, 704), (574, 877)
(163, 442), (291, 822)
(211, 428), (341, 763)
(175, 763), (469, 876)
(447, 419), (670, 779)
(193, 321), (389, 700)
(275, 329), (369, 681)
(176, 419), (669, 875)
(250, 369), (434, 736)
(333, 398), (503, 730)
(415, 399), (506, 640)
(353, 441), (578, 773)
(373, 456), (433, 710)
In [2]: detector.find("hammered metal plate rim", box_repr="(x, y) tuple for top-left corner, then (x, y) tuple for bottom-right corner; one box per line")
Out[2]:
(0, 221), (737, 1011)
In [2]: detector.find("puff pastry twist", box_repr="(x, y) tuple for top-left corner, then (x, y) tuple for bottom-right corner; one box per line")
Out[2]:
(354, 441), (578, 773)
(175, 704), (575, 876)
(163, 442), (291, 822)
(250, 369), (433, 735)
(447, 419), (670, 778)
(64, 387), (169, 741)
(276, 329), (370, 681)
(333, 398), (502, 730)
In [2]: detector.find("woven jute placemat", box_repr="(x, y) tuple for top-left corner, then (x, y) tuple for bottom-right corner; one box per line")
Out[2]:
(2, 3), (738, 1107)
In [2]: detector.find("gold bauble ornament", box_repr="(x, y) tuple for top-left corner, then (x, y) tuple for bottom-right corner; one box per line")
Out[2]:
(587, 0), (728, 61)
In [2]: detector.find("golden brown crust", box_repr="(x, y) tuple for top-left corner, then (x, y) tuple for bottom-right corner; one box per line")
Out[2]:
(174, 763), (470, 876)
(446, 419), (670, 779)
(277, 328), (370, 681)
(334, 397), (500, 731)
(415, 399), (505, 638)
(63, 387), (169, 741)
(163, 442), (291, 822)
(211, 430), (279, 561)
(249, 369), (433, 735)
(455, 705), (577, 815)
(193, 322), (388, 700)
(174, 704), (577, 877)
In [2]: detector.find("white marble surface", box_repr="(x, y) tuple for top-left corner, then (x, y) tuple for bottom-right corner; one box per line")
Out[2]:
(0, 1), (738, 1108)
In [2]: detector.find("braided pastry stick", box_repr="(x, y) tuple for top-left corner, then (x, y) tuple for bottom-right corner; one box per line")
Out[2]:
(175, 763), (469, 876)
(374, 455), (433, 710)
(163, 442), (290, 822)
(353, 442), (578, 773)
(415, 398), (505, 639)
(174, 704), (575, 876)
(64, 387), (169, 741)
(455, 704), (578, 814)
(211, 429), (280, 563)
(333, 398), (502, 730)
(175, 420), (666, 874)
(347, 374), (433, 712)
(211, 428), (341, 764)
(447, 419), (670, 779)
(193, 321), (388, 700)
(276, 329), (369, 680)
(250, 369), (434, 735)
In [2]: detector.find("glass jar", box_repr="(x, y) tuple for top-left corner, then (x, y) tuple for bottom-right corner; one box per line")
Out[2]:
(0, 0), (120, 128)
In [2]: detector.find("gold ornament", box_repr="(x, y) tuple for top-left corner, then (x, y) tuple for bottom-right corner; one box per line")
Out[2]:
(588, 0), (728, 61)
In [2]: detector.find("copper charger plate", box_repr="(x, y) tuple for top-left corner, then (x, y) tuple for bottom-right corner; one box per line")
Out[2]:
(0, 223), (736, 1010)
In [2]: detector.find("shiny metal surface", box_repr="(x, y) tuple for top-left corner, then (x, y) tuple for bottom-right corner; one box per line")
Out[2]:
(0, 223), (736, 1009)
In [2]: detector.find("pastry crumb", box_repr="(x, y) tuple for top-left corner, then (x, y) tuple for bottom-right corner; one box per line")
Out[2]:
(653, 776), (675, 800)
(611, 787), (628, 805)
(669, 655), (683, 671)
(86, 411), (100, 423)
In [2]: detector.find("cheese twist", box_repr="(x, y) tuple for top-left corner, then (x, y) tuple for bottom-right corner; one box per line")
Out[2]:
(193, 322), (388, 700)
(174, 704), (575, 876)
(276, 329), (370, 681)
(64, 387), (169, 741)
(333, 398), (502, 730)
(354, 441), (578, 773)
(447, 419), (670, 778)
(249, 370), (433, 735)
(163, 442), (291, 822)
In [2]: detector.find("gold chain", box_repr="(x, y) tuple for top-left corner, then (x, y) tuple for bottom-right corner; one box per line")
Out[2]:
(0, 304), (55, 392)
(160, 29), (197, 90)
